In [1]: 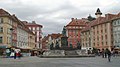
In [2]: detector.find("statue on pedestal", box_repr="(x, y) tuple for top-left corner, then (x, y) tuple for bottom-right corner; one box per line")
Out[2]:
(62, 26), (66, 37)
(61, 26), (68, 49)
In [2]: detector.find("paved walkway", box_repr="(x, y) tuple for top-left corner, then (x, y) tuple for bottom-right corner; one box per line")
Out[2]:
(0, 56), (120, 67)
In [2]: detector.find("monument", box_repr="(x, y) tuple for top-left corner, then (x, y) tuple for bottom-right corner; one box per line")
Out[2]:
(61, 26), (68, 50)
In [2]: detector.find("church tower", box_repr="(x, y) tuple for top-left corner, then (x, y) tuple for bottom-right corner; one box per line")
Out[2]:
(95, 8), (102, 18)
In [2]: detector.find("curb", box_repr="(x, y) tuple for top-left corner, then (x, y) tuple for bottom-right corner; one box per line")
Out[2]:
(39, 55), (95, 58)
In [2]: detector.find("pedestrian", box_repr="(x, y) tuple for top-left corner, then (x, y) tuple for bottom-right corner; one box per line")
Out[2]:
(101, 49), (105, 58)
(104, 49), (107, 58)
(106, 48), (111, 62)
(16, 51), (21, 59)
(14, 51), (16, 59)
(112, 50), (115, 57)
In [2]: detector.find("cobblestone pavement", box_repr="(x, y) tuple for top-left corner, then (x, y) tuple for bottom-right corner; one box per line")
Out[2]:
(0, 56), (120, 67)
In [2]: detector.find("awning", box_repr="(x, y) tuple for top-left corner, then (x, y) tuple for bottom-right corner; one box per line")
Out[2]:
(0, 45), (7, 48)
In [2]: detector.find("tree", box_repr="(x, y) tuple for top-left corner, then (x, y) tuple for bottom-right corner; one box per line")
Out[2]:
(50, 42), (54, 50)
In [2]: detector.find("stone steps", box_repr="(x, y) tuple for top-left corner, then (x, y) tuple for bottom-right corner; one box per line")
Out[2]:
(65, 50), (78, 56)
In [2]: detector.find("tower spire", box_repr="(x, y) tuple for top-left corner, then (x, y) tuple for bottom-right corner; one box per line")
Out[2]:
(95, 8), (102, 18)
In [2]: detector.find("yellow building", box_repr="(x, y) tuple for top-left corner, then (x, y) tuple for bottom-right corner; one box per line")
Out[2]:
(0, 9), (13, 48)
(0, 9), (36, 56)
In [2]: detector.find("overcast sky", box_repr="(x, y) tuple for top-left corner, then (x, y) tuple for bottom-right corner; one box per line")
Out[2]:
(0, 0), (120, 36)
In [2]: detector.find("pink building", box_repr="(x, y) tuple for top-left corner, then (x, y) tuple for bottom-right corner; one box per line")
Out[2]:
(66, 18), (87, 48)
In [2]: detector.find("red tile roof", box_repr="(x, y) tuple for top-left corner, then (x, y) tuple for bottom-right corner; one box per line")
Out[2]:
(91, 17), (105, 26)
(0, 9), (35, 35)
(42, 36), (49, 42)
(66, 18), (88, 26)
(24, 21), (43, 28)
(81, 13), (119, 32)
(91, 13), (118, 27)
(81, 22), (92, 32)
(0, 9), (11, 17)
(49, 33), (62, 39)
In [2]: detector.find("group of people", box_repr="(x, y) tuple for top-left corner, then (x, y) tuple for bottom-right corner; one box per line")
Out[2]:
(6, 48), (21, 59)
(11, 50), (21, 59)
(101, 48), (114, 62)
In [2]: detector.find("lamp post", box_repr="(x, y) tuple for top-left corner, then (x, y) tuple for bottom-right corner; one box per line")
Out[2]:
(10, 28), (14, 46)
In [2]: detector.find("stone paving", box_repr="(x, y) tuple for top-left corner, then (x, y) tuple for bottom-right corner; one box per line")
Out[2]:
(0, 56), (120, 67)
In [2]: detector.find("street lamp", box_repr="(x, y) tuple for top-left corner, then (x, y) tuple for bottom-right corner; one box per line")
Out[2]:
(10, 28), (14, 46)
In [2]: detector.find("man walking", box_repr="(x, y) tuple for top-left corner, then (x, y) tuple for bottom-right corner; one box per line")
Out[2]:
(105, 48), (111, 62)
(101, 49), (105, 58)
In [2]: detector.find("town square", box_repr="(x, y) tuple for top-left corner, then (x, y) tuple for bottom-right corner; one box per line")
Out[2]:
(0, 0), (120, 67)
(0, 56), (120, 67)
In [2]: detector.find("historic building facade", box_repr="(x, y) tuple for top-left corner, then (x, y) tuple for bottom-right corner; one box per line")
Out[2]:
(81, 8), (116, 51)
(24, 21), (43, 49)
(42, 33), (62, 50)
(11, 15), (17, 47)
(0, 9), (13, 48)
(112, 15), (120, 49)
(0, 9), (36, 51)
(66, 18), (87, 48)
(81, 24), (92, 50)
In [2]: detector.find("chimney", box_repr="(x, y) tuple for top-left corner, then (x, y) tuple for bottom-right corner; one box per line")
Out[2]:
(32, 21), (36, 24)
(71, 18), (74, 21)
(76, 18), (77, 22)
(13, 14), (15, 16)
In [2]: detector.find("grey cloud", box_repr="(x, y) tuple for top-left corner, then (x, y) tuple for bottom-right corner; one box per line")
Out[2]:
(0, 0), (120, 36)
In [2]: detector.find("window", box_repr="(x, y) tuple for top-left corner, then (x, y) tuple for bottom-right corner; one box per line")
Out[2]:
(102, 42), (103, 46)
(0, 37), (3, 43)
(0, 18), (3, 23)
(69, 27), (71, 28)
(37, 27), (39, 30)
(105, 29), (107, 33)
(105, 24), (106, 27)
(97, 36), (99, 40)
(76, 27), (78, 28)
(0, 27), (3, 33)
(101, 24), (102, 28)
(101, 35), (103, 40)
(97, 31), (99, 34)
(29, 27), (31, 30)
(101, 30), (103, 33)
(33, 27), (35, 31)
(118, 20), (120, 24)
(106, 42), (107, 45)
(7, 28), (11, 33)
(93, 43), (95, 46)
(8, 19), (12, 25)
(97, 44), (99, 46)
(97, 26), (98, 29)
(105, 35), (107, 39)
